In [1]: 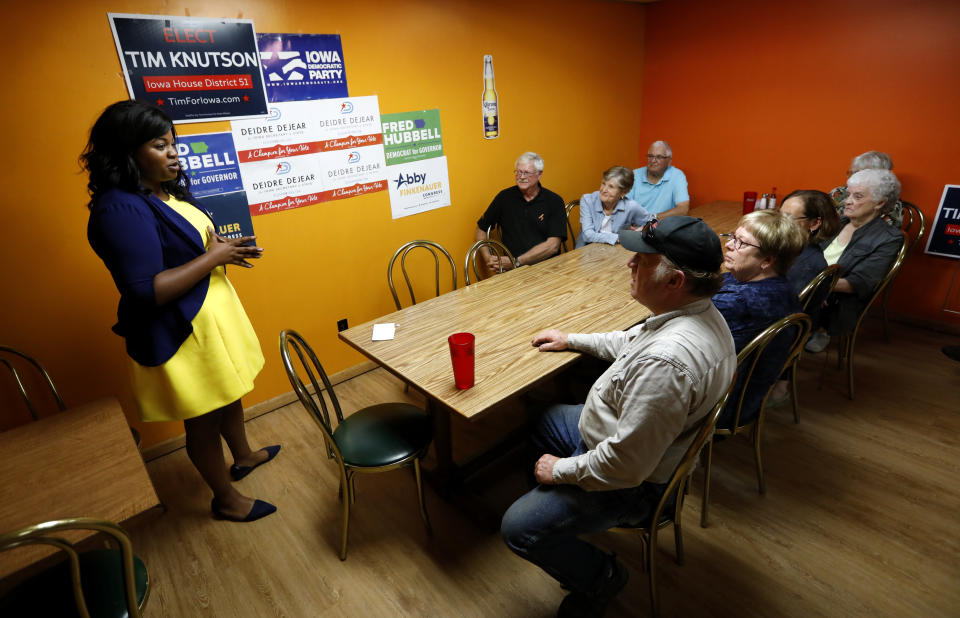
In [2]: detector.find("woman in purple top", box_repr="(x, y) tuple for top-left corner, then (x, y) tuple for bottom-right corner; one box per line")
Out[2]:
(712, 210), (806, 426)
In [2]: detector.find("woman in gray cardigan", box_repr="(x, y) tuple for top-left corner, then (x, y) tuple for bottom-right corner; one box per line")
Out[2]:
(805, 169), (903, 352)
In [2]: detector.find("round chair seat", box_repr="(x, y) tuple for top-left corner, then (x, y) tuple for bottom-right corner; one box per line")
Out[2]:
(0, 549), (148, 617)
(333, 403), (432, 468)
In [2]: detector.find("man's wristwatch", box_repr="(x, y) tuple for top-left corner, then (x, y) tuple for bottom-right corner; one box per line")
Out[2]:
(514, 257), (521, 268)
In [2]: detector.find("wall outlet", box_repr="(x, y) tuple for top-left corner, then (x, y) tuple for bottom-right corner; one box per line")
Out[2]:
(337, 318), (348, 332)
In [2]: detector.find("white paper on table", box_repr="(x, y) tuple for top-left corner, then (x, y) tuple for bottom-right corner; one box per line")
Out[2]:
(372, 323), (396, 340)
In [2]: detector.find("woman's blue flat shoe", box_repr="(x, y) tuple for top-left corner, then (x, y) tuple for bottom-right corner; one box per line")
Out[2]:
(230, 445), (281, 481)
(211, 498), (276, 522)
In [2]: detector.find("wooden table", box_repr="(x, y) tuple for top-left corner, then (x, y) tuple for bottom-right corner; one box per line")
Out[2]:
(340, 242), (650, 486)
(340, 204), (740, 488)
(0, 397), (161, 580)
(691, 200), (742, 234)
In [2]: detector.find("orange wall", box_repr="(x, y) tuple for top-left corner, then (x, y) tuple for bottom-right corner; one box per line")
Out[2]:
(638, 0), (960, 325)
(0, 1), (646, 443)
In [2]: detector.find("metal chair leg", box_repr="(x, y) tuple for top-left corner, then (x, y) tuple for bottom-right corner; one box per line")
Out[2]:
(413, 457), (432, 535)
(753, 422), (765, 495)
(340, 470), (352, 561)
(882, 287), (892, 342)
(648, 525), (661, 618)
(790, 362), (800, 424)
(673, 509), (685, 566)
(846, 332), (857, 400)
(700, 441), (713, 528)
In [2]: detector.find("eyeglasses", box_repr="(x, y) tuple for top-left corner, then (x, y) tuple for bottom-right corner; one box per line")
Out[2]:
(514, 169), (539, 178)
(646, 154), (670, 161)
(724, 233), (761, 251)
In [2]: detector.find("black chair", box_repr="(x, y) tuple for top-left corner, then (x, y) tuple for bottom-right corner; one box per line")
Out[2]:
(700, 313), (812, 527)
(0, 518), (149, 618)
(387, 240), (457, 310)
(279, 330), (433, 560)
(609, 379), (734, 617)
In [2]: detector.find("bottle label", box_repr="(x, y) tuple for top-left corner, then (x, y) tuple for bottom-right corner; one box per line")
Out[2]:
(483, 101), (498, 137)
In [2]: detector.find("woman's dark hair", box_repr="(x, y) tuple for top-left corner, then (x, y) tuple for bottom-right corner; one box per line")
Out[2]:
(781, 189), (841, 242)
(80, 100), (192, 208)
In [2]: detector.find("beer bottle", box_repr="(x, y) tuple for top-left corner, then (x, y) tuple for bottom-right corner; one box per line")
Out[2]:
(482, 55), (499, 139)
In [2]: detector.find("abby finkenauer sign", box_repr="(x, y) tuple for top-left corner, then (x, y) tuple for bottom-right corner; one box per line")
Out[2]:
(257, 33), (348, 102)
(381, 110), (449, 219)
(108, 13), (269, 123)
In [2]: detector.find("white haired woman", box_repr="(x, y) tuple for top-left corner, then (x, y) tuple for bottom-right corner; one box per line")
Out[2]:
(829, 150), (903, 227)
(575, 166), (652, 248)
(806, 169), (904, 352)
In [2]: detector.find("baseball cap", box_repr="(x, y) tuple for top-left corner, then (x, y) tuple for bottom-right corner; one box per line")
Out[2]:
(618, 216), (723, 272)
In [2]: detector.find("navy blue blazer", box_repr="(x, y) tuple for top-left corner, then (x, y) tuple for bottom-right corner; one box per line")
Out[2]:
(88, 188), (214, 366)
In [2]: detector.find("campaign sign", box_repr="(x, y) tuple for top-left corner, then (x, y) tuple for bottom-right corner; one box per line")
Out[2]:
(231, 97), (382, 156)
(258, 33), (348, 102)
(109, 13), (269, 123)
(924, 185), (960, 259)
(177, 132), (243, 197)
(387, 156), (451, 219)
(231, 97), (387, 215)
(381, 110), (444, 166)
(196, 191), (256, 244)
(237, 153), (327, 215)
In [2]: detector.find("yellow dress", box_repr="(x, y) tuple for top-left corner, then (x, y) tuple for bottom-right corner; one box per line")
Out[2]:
(130, 197), (264, 422)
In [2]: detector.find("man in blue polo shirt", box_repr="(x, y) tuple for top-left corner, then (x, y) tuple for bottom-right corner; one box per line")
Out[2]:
(626, 140), (690, 217)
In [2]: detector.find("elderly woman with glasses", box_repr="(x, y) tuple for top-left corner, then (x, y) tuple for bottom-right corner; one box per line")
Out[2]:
(575, 166), (652, 248)
(804, 169), (904, 352)
(712, 210), (806, 425)
(779, 189), (842, 296)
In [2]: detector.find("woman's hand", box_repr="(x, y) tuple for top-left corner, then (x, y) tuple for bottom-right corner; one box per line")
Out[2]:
(206, 227), (264, 268)
(152, 228), (264, 305)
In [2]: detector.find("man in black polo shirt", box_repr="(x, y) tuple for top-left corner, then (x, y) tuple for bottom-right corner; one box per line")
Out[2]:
(475, 152), (567, 273)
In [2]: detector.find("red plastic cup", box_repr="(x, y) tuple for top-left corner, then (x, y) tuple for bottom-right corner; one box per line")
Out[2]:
(742, 191), (758, 214)
(448, 332), (475, 389)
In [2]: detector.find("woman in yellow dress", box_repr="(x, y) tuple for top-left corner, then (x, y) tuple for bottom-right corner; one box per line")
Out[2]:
(83, 100), (277, 522)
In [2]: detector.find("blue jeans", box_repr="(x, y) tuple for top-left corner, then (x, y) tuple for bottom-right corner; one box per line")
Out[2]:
(501, 404), (666, 595)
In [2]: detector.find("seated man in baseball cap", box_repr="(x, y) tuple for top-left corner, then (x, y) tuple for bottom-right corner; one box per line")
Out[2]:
(501, 217), (736, 617)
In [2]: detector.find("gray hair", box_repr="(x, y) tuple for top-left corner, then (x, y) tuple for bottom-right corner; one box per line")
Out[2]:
(516, 152), (544, 173)
(602, 165), (635, 193)
(649, 140), (673, 157)
(850, 150), (893, 173)
(653, 254), (724, 297)
(847, 169), (901, 213)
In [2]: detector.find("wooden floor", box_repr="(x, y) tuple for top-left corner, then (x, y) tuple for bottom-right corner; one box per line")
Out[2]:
(131, 319), (960, 617)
